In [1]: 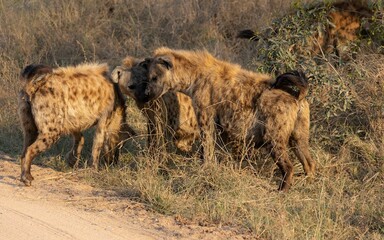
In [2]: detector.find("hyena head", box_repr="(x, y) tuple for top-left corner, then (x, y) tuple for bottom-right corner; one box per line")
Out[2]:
(112, 58), (151, 103)
(135, 55), (174, 104)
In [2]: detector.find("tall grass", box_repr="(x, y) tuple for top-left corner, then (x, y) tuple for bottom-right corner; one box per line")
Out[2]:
(0, 0), (383, 238)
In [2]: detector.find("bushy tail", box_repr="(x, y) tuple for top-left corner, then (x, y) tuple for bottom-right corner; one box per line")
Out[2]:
(272, 70), (309, 100)
(20, 64), (52, 82)
(236, 29), (260, 41)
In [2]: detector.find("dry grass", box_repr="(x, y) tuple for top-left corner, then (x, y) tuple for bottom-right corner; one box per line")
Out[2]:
(0, 0), (383, 238)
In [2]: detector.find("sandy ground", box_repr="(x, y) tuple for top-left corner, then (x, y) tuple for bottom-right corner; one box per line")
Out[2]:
(0, 153), (247, 240)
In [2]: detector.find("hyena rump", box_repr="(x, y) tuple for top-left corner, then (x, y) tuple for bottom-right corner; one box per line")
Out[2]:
(18, 63), (136, 186)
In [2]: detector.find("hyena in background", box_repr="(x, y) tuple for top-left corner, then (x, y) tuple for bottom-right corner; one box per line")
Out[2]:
(18, 63), (136, 186)
(237, 1), (374, 60)
(112, 57), (199, 152)
(133, 47), (315, 191)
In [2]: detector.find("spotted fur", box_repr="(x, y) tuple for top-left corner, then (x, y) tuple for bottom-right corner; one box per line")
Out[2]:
(18, 63), (136, 186)
(134, 47), (315, 191)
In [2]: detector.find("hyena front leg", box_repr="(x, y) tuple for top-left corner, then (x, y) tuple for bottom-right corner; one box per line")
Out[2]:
(65, 132), (84, 168)
(102, 113), (130, 166)
(143, 102), (166, 152)
(103, 133), (119, 166)
(89, 115), (109, 170)
(194, 106), (216, 163)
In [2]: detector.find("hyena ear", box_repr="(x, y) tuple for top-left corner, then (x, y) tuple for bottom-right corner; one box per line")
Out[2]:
(111, 66), (124, 83)
(122, 56), (142, 68)
(157, 56), (173, 70)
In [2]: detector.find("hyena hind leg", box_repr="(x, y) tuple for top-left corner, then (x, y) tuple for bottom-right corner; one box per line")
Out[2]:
(289, 136), (315, 181)
(89, 117), (110, 170)
(20, 133), (60, 186)
(290, 103), (316, 180)
(272, 143), (294, 192)
(18, 91), (38, 158)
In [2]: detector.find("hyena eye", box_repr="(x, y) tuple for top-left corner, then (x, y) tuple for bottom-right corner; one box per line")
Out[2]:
(151, 76), (158, 82)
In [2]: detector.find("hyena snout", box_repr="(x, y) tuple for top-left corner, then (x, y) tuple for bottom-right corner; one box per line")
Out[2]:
(112, 62), (151, 103)
(135, 82), (164, 104)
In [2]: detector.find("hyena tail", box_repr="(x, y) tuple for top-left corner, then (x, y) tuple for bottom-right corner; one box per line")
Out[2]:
(272, 70), (309, 100)
(20, 64), (52, 82)
(236, 29), (260, 41)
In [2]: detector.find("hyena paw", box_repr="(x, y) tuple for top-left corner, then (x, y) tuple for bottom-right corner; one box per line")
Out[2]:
(20, 173), (34, 186)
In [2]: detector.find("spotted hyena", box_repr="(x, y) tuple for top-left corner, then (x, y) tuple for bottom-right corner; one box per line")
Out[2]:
(112, 57), (199, 152)
(237, 1), (374, 59)
(132, 47), (315, 191)
(18, 63), (136, 186)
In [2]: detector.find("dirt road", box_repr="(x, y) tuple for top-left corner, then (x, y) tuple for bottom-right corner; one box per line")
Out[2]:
(0, 153), (243, 240)
(0, 195), (158, 240)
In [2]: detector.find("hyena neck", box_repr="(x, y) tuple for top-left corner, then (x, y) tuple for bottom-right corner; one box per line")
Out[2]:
(170, 65), (199, 94)
(157, 49), (208, 94)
